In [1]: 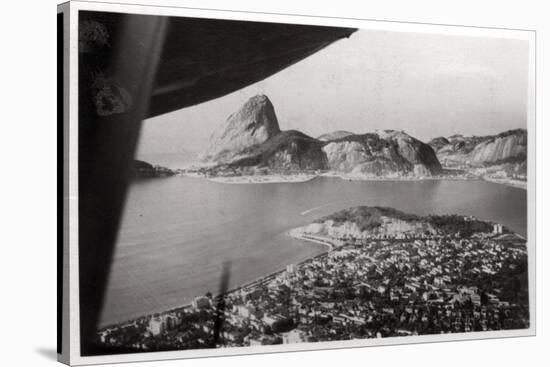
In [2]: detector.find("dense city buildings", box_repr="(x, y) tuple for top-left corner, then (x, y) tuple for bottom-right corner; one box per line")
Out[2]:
(95, 208), (528, 353)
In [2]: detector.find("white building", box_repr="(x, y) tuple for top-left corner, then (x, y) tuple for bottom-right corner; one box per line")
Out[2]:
(286, 263), (296, 274)
(235, 304), (256, 318)
(282, 329), (307, 344)
(148, 316), (165, 336)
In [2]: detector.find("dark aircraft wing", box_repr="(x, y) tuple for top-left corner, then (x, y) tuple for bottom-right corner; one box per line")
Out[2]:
(149, 16), (356, 117)
(74, 10), (356, 355)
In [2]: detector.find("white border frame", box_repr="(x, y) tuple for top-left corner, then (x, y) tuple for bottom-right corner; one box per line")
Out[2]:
(60, 1), (536, 365)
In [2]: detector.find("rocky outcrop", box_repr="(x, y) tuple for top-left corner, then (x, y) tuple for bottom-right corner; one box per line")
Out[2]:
(202, 94), (281, 164)
(228, 130), (328, 171)
(200, 95), (442, 178)
(323, 130), (441, 177)
(427, 137), (450, 151)
(294, 206), (436, 240)
(430, 129), (527, 168)
(200, 95), (327, 173)
(468, 130), (527, 165)
(132, 160), (176, 178)
(292, 205), (507, 241)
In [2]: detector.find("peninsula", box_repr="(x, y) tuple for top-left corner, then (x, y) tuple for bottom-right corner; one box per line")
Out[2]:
(95, 206), (528, 353)
(177, 95), (526, 189)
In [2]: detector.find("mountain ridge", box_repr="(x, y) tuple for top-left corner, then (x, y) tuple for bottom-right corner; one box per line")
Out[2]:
(198, 95), (442, 178)
(428, 129), (527, 174)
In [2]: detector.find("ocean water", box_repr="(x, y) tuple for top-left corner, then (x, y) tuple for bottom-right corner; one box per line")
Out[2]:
(100, 176), (527, 326)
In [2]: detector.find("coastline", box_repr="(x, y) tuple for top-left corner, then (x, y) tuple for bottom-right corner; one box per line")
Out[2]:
(100, 169), (527, 330)
(482, 176), (527, 190)
(206, 174), (317, 184)
(179, 170), (526, 190)
(286, 229), (344, 251)
(99, 231), (332, 331)
(178, 171), (317, 184)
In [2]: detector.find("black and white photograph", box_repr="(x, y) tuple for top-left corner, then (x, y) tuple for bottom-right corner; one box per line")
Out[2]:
(56, 1), (536, 365)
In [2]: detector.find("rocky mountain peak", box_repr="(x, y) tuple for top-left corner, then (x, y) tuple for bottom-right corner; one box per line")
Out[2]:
(202, 94), (281, 163)
(199, 97), (443, 178)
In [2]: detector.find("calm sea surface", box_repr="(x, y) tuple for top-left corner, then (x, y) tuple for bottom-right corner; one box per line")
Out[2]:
(100, 176), (527, 326)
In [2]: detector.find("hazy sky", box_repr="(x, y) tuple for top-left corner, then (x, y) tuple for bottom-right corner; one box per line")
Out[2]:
(137, 29), (529, 155)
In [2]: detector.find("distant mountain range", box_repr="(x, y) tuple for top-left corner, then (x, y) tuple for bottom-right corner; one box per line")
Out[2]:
(199, 95), (443, 178)
(131, 93), (527, 184)
(428, 129), (527, 177)
(167, 93), (528, 184)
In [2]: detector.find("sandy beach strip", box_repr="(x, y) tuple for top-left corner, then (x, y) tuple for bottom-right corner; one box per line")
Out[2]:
(286, 230), (345, 251)
(180, 170), (526, 190)
(482, 177), (527, 190)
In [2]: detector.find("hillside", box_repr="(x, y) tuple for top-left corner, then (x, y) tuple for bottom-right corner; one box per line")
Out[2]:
(131, 160), (176, 179)
(198, 95), (443, 178)
(293, 205), (506, 240)
(202, 94), (281, 164)
(316, 206), (421, 231)
(429, 129), (526, 169)
(323, 130), (441, 177)
(228, 130), (327, 171)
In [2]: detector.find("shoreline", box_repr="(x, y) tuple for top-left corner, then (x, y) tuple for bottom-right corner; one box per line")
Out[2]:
(286, 229), (345, 251)
(178, 171), (526, 190)
(206, 174), (317, 184)
(481, 176), (527, 190)
(98, 212), (526, 337)
(99, 232), (332, 331)
(100, 171), (525, 329)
